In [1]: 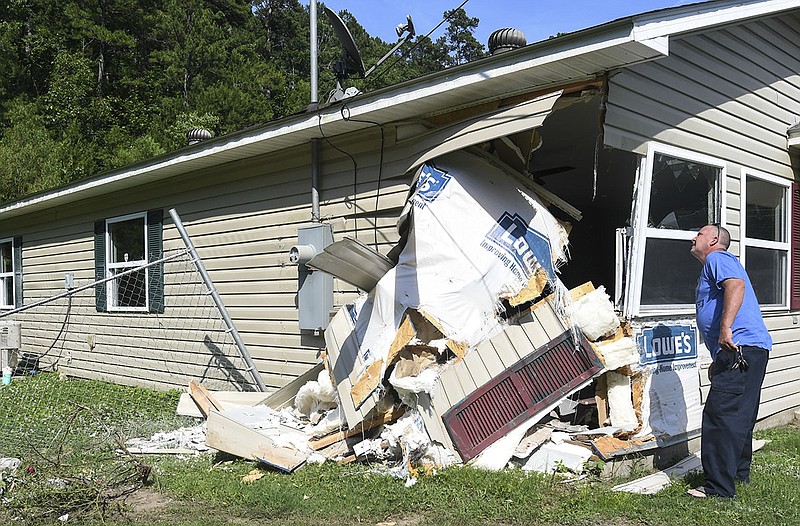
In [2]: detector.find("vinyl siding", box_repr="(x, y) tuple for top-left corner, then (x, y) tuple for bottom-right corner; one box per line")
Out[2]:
(0, 128), (412, 391)
(607, 11), (800, 420)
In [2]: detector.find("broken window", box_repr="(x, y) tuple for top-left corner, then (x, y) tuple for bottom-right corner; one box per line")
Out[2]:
(742, 171), (790, 307)
(630, 145), (724, 313)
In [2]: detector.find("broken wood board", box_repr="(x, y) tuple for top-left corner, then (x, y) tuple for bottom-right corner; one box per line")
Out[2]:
(177, 391), (272, 418)
(189, 381), (225, 417)
(309, 406), (405, 450)
(590, 435), (654, 461)
(206, 408), (308, 473)
(612, 439), (770, 494)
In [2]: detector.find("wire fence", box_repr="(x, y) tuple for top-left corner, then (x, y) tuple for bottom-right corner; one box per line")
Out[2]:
(0, 248), (259, 462)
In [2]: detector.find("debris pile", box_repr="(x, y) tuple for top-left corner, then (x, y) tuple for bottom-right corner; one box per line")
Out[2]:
(186, 150), (697, 480)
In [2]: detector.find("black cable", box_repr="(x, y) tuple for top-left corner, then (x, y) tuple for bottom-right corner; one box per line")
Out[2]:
(316, 111), (360, 239)
(339, 105), (386, 252)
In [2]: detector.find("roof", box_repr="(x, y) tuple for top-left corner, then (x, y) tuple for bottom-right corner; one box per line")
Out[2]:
(2, 0), (798, 220)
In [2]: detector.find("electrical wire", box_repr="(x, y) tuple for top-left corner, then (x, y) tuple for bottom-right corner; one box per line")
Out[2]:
(316, 111), (360, 239)
(339, 105), (386, 252)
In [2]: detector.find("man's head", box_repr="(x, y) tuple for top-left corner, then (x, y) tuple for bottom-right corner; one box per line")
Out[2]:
(691, 223), (730, 263)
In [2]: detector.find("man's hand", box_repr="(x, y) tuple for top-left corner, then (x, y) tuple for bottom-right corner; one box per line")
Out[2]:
(719, 278), (745, 353)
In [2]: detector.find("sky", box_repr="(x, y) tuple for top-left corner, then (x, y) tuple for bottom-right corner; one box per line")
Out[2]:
(310, 0), (703, 46)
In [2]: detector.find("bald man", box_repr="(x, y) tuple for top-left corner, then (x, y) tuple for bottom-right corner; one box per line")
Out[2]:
(687, 224), (771, 498)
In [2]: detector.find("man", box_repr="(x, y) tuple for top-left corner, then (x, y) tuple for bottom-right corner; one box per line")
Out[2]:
(687, 224), (771, 498)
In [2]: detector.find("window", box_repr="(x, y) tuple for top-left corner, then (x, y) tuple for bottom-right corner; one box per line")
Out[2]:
(94, 210), (163, 313)
(627, 144), (725, 315)
(741, 171), (791, 308)
(0, 237), (22, 309)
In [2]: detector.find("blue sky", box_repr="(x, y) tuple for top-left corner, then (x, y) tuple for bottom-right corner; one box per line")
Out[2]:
(312, 0), (702, 46)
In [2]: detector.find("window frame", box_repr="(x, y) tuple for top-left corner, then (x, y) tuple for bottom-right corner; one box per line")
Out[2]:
(0, 237), (15, 309)
(625, 142), (727, 317)
(740, 168), (791, 310)
(105, 212), (149, 312)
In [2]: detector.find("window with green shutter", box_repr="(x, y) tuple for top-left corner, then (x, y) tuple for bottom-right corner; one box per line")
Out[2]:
(94, 210), (164, 313)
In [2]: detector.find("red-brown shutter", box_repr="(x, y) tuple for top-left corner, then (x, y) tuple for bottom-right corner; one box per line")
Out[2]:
(792, 182), (800, 309)
(442, 330), (603, 461)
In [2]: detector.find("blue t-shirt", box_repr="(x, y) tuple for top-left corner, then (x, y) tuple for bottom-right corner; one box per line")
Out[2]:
(695, 250), (771, 357)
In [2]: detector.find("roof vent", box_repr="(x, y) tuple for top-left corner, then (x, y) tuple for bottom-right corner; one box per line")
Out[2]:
(187, 128), (212, 145)
(488, 28), (527, 55)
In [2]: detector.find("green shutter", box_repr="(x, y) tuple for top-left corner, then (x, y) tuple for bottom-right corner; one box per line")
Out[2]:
(147, 209), (164, 313)
(13, 236), (22, 308)
(94, 220), (107, 312)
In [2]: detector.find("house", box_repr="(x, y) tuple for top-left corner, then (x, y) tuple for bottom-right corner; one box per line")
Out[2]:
(0, 0), (798, 442)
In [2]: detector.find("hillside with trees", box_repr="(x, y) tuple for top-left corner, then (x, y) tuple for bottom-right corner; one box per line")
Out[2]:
(0, 0), (485, 202)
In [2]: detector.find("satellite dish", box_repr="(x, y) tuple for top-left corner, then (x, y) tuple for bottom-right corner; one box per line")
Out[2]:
(322, 6), (415, 104)
(323, 7), (366, 83)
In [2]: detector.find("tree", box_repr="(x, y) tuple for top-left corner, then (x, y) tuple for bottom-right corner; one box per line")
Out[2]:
(442, 7), (485, 65)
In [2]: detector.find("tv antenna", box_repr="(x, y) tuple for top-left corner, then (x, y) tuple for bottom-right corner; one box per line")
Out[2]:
(323, 6), (415, 104)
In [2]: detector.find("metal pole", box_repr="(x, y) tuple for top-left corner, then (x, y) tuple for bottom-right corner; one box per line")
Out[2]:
(0, 250), (190, 319)
(310, 0), (318, 104)
(168, 208), (268, 392)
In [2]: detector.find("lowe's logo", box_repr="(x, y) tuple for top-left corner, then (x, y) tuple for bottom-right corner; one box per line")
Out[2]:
(483, 212), (555, 281)
(638, 324), (697, 365)
(415, 164), (452, 203)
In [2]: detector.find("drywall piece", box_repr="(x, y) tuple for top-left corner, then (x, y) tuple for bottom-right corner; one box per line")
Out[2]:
(612, 439), (770, 494)
(522, 441), (592, 474)
(513, 427), (554, 458)
(568, 286), (620, 341)
(606, 371), (638, 429)
(597, 337), (639, 371)
(177, 391), (272, 418)
(206, 407), (308, 472)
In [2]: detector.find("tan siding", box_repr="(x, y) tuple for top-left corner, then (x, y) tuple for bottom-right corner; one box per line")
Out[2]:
(1, 126), (411, 389)
(606, 13), (800, 180)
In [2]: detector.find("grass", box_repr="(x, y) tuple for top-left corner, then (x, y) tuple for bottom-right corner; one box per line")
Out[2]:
(2, 374), (800, 525)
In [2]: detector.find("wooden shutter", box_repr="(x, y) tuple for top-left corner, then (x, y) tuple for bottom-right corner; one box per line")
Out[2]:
(12, 236), (22, 308)
(94, 220), (107, 312)
(442, 330), (603, 461)
(147, 209), (164, 313)
(792, 182), (800, 309)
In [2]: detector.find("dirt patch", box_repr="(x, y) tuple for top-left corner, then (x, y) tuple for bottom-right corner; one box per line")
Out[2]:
(119, 487), (173, 513)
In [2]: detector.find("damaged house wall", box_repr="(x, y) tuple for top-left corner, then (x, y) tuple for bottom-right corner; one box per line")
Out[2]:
(603, 9), (800, 424)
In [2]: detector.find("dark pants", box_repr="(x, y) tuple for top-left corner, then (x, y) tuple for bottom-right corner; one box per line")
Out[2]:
(701, 345), (769, 497)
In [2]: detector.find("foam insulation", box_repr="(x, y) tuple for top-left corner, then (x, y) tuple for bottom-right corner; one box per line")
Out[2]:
(568, 286), (620, 341)
(597, 337), (639, 371)
(606, 371), (638, 430)
(294, 369), (338, 417)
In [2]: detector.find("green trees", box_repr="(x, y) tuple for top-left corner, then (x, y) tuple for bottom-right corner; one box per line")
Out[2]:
(0, 1), (487, 203)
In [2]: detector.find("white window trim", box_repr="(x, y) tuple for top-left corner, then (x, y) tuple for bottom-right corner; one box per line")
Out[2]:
(105, 212), (149, 312)
(0, 237), (14, 309)
(740, 168), (791, 311)
(626, 142), (727, 317)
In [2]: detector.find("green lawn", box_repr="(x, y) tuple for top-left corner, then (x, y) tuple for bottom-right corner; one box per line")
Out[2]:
(2, 374), (799, 525)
